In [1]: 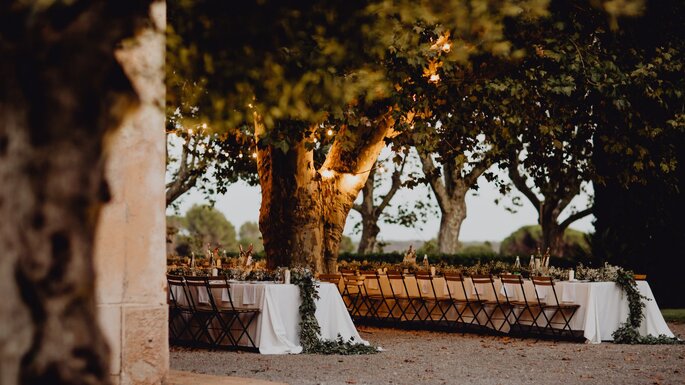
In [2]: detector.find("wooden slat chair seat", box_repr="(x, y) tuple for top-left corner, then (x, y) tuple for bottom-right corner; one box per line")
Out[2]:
(530, 276), (580, 338)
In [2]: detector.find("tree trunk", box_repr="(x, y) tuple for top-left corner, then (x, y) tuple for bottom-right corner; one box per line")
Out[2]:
(437, 196), (467, 254)
(539, 202), (563, 256)
(255, 116), (393, 273)
(357, 215), (381, 254)
(0, 2), (151, 384)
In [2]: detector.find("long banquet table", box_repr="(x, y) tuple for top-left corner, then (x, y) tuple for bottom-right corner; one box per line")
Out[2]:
(174, 281), (367, 354)
(352, 275), (674, 343)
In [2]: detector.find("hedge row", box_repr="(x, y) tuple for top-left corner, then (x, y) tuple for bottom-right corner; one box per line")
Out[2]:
(169, 251), (581, 268)
(339, 252), (579, 268)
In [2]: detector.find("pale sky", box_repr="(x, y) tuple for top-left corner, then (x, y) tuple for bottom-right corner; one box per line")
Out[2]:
(166, 147), (595, 243)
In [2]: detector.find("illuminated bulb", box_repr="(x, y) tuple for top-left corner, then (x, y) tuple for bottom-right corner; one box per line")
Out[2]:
(251, 151), (258, 158)
(326, 129), (334, 136)
(429, 74), (440, 83)
(248, 103), (253, 108)
(238, 152), (244, 159)
(201, 123), (208, 129)
(188, 129), (194, 135)
(442, 43), (451, 52)
(321, 169), (335, 179)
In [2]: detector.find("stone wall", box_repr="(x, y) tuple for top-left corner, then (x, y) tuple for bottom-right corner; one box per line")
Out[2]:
(94, 2), (168, 384)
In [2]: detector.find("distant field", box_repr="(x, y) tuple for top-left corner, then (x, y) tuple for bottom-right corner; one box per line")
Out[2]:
(662, 309), (685, 323)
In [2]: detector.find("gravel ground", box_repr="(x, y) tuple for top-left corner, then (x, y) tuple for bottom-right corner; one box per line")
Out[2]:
(170, 323), (685, 385)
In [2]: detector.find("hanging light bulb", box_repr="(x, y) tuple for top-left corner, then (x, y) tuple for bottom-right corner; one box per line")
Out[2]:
(188, 128), (194, 135)
(238, 152), (244, 159)
(201, 123), (208, 129)
(326, 129), (334, 136)
(252, 151), (258, 158)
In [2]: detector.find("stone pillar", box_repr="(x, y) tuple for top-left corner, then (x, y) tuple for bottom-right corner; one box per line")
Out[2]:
(94, 2), (168, 385)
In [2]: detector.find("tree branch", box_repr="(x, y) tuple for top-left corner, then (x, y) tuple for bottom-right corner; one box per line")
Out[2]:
(377, 155), (407, 214)
(508, 156), (541, 210)
(559, 207), (593, 231)
(464, 157), (492, 187)
(418, 150), (449, 211)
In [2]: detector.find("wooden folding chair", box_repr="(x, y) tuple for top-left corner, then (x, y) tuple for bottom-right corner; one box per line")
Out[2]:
(530, 276), (580, 338)
(499, 274), (541, 336)
(343, 273), (371, 321)
(470, 274), (509, 333)
(183, 276), (218, 347)
(443, 272), (482, 331)
(338, 269), (357, 309)
(386, 271), (421, 325)
(167, 274), (192, 345)
(210, 276), (260, 351)
(360, 270), (393, 324)
(414, 272), (445, 326)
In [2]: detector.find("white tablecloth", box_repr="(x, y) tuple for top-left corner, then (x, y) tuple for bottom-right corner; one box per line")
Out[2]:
(554, 281), (674, 343)
(174, 281), (367, 354)
(355, 275), (674, 343)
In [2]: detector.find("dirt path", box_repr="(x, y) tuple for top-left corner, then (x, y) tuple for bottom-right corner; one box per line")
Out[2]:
(170, 323), (685, 385)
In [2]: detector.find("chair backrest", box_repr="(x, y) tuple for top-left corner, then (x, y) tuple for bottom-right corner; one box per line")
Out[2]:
(357, 270), (378, 295)
(443, 272), (468, 300)
(339, 268), (356, 277)
(386, 271), (413, 297)
(470, 274), (495, 302)
(530, 276), (560, 306)
(415, 271), (437, 299)
(318, 274), (342, 284)
(499, 274), (526, 303)
(167, 274), (188, 307)
(183, 275), (209, 309)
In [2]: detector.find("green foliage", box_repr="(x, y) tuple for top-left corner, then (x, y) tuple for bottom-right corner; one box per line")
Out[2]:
(183, 204), (238, 254)
(238, 221), (264, 253)
(339, 236), (355, 254)
(612, 269), (682, 344)
(460, 243), (497, 255)
(416, 239), (439, 256)
(499, 225), (591, 260)
(661, 309), (685, 323)
(337, 252), (540, 268)
(291, 267), (378, 355)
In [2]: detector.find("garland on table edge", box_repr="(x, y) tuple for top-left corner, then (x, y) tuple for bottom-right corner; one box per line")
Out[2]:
(611, 269), (681, 345)
(290, 267), (379, 355)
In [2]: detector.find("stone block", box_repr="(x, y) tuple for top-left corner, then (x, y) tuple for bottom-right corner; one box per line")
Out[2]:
(121, 305), (168, 385)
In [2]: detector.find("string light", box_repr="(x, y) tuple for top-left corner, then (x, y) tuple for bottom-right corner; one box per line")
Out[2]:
(252, 151), (258, 158)
(188, 128), (194, 135)
(326, 129), (334, 136)
(201, 123), (208, 129)
(238, 152), (244, 159)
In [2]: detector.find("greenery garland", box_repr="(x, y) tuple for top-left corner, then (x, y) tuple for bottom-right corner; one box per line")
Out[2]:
(291, 267), (379, 354)
(611, 269), (681, 344)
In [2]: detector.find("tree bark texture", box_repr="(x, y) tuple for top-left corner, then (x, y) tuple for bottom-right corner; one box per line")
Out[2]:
(508, 157), (593, 256)
(419, 151), (488, 254)
(0, 2), (151, 384)
(256, 115), (393, 273)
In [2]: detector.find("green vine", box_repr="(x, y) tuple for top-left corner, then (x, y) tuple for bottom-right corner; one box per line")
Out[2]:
(291, 267), (379, 355)
(611, 269), (682, 344)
